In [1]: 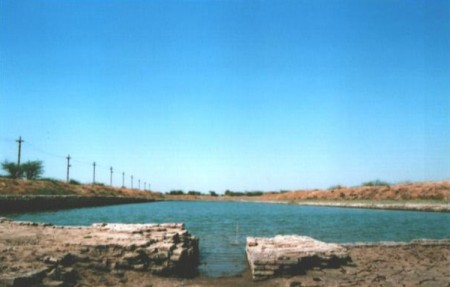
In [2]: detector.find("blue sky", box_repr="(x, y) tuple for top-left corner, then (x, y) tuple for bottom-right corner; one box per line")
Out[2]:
(1, 0), (448, 192)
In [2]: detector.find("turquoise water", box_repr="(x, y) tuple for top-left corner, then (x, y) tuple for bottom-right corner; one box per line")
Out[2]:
(8, 201), (450, 277)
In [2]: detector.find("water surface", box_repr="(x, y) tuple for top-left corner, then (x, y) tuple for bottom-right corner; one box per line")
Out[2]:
(9, 201), (450, 277)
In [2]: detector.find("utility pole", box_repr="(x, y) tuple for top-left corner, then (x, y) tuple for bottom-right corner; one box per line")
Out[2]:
(122, 172), (125, 188)
(92, 162), (96, 184)
(66, 155), (71, 183)
(131, 175), (133, 189)
(144, 182), (146, 191)
(138, 179), (140, 190)
(110, 167), (113, 186)
(16, 136), (24, 167)
(15, 136), (24, 178)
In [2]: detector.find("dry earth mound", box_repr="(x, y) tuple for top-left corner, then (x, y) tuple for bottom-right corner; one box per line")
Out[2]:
(261, 180), (450, 202)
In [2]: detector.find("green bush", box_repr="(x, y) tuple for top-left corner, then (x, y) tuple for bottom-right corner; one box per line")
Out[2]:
(224, 190), (264, 196)
(21, 161), (44, 179)
(40, 177), (60, 184)
(169, 190), (184, 195)
(224, 190), (243, 196)
(69, 179), (81, 185)
(362, 180), (390, 187)
(188, 191), (202, 196)
(328, 184), (345, 191)
(1, 161), (22, 179)
(245, 191), (264, 196)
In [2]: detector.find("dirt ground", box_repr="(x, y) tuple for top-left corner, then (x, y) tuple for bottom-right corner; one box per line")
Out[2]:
(73, 244), (450, 287)
(0, 218), (448, 287)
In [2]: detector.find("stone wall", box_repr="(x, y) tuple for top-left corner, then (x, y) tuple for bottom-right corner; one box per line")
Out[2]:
(246, 235), (351, 280)
(0, 219), (199, 287)
(90, 223), (199, 277)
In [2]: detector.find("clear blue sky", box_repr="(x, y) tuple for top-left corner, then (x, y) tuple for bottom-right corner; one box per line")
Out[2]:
(1, 0), (448, 193)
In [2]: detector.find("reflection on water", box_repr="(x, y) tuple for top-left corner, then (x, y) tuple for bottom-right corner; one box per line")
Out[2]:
(9, 201), (450, 277)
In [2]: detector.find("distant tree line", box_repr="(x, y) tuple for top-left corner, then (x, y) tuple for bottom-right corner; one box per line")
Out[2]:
(224, 190), (264, 197)
(362, 180), (390, 187)
(166, 189), (290, 196)
(168, 190), (185, 195)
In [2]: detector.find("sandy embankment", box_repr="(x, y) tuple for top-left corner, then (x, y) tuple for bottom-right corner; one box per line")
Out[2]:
(0, 178), (163, 213)
(167, 180), (450, 212)
(1, 179), (449, 213)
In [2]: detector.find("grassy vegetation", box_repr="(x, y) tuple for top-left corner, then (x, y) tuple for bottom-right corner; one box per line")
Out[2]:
(267, 190), (290, 194)
(187, 191), (202, 196)
(168, 190), (184, 195)
(224, 190), (264, 197)
(95, 190), (117, 196)
(69, 179), (81, 185)
(362, 180), (390, 187)
(40, 177), (61, 184)
(328, 184), (345, 190)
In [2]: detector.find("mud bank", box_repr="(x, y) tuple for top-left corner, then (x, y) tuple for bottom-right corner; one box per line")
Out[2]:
(295, 201), (450, 212)
(223, 199), (450, 212)
(0, 195), (157, 214)
(0, 218), (449, 287)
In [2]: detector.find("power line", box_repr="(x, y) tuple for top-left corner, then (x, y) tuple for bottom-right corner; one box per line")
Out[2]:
(3, 136), (152, 190)
(26, 142), (67, 159)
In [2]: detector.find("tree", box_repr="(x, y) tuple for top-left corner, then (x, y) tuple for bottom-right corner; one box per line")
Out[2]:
(1, 161), (22, 179)
(1, 160), (43, 180)
(21, 161), (44, 179)
(169, 190), (184, 195)
(188, 191), (201, 196)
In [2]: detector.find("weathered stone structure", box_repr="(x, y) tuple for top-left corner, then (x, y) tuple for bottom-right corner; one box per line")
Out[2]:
(0, 218), (199, 287)
(246, 235), (351, 280)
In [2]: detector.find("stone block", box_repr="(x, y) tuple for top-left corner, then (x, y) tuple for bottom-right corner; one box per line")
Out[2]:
(246, 235), (351, 280)
(0, 267), (49, 287)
